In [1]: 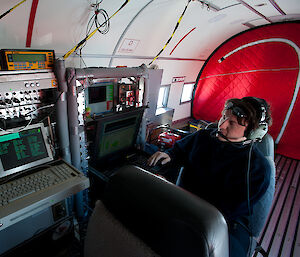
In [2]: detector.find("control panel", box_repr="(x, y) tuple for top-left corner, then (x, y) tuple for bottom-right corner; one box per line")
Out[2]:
(0, 70), (57, 93)
(0, 70), (57, 123)
(0, 49), (55, 71)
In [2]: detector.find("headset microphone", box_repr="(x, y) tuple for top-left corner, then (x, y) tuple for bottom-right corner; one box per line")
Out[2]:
(243, 97), (269, 142)
(217, 130), (229, 141)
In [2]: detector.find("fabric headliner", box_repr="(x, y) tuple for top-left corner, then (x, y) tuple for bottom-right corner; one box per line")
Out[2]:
(192, 22), (300, 160)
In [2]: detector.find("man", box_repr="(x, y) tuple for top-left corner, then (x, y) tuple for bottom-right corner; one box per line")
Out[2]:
(148, 97), (272, 257)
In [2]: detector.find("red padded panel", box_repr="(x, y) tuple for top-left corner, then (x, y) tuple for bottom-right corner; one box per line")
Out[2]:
(193, 22), (300, 159)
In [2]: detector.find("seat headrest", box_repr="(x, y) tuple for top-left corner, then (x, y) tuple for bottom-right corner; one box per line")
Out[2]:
(255, 133), (274, 158)
(103, 165), (229, 257)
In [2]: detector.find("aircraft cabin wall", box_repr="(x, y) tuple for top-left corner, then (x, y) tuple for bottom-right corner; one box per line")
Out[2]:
(3, 0), (299, 123)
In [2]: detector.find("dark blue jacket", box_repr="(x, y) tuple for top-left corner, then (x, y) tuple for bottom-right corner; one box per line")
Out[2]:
(166, 129), (271, 222)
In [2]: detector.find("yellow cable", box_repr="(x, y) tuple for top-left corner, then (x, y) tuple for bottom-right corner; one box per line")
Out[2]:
(63, 0), (130, 60)
(0, 0), (27, 20)
(149, 0), (192, 65)
(11, 0), (27, 11)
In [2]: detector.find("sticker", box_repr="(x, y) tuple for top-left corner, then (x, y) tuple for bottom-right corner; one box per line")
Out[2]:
(172, 77), (185, 83)
(119, 39), (140, 53)
(51, 79), (57, 87)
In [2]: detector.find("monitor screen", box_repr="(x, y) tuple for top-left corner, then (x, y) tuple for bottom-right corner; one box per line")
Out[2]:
(89, 86), (106, 104)
(92, 107), (145, 166)
(86, 81), (114, 115)
(0, 123), (54, 178)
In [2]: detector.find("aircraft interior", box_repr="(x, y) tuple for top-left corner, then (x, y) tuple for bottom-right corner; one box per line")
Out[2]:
(0, 1), (299, 257)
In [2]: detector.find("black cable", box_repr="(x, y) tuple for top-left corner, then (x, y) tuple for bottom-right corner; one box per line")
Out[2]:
(63, 0), (130, 59)
(213, 129), (252, 149)
(246, 141), (255, 257)
(78, 3), (110, 64)
(94, 9), (110, 34)
(211, 127), (256, 255)
(39, 92), (63, 123)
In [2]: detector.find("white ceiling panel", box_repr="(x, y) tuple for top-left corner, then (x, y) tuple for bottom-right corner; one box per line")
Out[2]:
(0, 0), (299, 82)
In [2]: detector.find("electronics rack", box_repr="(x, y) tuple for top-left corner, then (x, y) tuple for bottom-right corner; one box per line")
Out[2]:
(0, 68), (75, 255)
(0, 69), (57, 124)
(64, 65), (148, 175)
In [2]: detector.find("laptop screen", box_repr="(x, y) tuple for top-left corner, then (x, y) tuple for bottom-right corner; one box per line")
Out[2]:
(91, 107), (145, 167)
(0, 123), (54, 178)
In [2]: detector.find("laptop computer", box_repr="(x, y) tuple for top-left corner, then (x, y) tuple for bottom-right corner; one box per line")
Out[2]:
(89, 107), (171, 177)
(0, 122), (89, 231)
(0, 123), (54, 179)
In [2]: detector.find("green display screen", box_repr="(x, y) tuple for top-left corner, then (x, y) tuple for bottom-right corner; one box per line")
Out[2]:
(12, 53), (46, 62)
(0, 133), (20, 143)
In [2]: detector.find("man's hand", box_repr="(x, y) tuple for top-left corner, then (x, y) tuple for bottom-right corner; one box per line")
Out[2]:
(147, 151), (171, 166)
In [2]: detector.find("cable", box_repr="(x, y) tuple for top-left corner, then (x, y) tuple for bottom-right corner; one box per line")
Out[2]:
(78, 1), (110, 65)
(78, 50), (88, 68)
(0, 92), (63, 132)
(246, 141), (254, 257)
(24, 104), (55, 117)
(0, 113), (34, 133)
(39, 92), (64, 123)
(63, 0), (131, 59)
(0, 95), (33, 132)
(0, 0), (27, 20)
(149, 0), (192, 65)
(94, 8), (110, 35)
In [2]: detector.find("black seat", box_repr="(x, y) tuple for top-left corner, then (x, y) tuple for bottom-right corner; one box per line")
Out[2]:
(247, 134), (276, 255)
(174, 132), (275, 256)
(84, 165), (229, 257)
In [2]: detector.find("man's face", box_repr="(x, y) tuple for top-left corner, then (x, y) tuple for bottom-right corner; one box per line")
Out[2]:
(218, 109), (248, 142)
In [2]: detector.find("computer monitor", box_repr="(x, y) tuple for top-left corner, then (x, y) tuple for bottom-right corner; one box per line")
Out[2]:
(91, 107), (145, 167)
(85, 81), (115, 115)
(0, 123), (54, 178)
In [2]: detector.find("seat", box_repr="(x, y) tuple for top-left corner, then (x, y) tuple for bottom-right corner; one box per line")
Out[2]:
(246, 134), (276, 256)
(84, 165), (229, 257)
(175, 133), (276, 256)
(250, 133), (276, 237)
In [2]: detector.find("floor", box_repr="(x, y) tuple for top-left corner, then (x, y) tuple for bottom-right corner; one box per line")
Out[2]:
(254, 154), (300, 257)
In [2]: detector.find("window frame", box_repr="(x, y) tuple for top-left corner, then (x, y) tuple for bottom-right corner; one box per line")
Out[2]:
(180, 82), (194, 104)
(156, 85), (170, 109)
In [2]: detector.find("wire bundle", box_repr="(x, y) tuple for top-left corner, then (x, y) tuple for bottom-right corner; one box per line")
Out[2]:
(87, 1), (110, 36)
(63, 0), (130, 59)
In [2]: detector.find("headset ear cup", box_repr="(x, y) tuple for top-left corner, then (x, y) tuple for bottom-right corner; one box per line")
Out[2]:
(248, 123), (268, 142)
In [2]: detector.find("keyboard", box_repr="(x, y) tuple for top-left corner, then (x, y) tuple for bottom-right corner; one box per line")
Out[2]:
(127, 153), (165, 174)
(0, 160), (89, 231)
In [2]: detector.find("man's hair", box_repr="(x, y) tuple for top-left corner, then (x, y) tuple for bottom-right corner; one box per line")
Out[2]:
(225, 97), (272, 137)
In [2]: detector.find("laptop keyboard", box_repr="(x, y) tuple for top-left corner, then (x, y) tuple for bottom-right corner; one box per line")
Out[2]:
(127, 153), (164, 174)
(0, 163), (78, 207)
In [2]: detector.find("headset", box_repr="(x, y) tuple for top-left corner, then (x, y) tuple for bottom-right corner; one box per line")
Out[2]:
(244, 97), (269, 142)
(221, 97), (269, 142)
